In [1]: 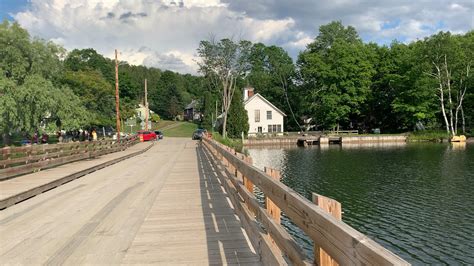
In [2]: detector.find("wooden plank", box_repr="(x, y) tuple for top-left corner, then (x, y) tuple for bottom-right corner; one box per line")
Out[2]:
(313, 193), (342, 266)
(203, 138), (409, 266)
(202, 142), (312, 266)
(203, 146), (285, 266)
(0, 142), (153, 209)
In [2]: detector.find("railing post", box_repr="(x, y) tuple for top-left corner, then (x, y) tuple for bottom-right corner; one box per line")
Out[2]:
(243, 156), (254, 194)
(264, 167), (281, 223)
(312, 193), (342, 266)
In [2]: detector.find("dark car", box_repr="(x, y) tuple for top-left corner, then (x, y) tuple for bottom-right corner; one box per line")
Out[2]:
(154, 130), (164, 139)
(137, 130), (157, 141)
(192, 129), (207, 140)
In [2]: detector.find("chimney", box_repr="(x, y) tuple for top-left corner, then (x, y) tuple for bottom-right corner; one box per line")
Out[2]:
(243, 87), (254, 101)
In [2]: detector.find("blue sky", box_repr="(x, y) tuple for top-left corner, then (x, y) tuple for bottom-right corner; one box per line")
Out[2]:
(0, 0), (28, 20)
(2, 0), (472, 73)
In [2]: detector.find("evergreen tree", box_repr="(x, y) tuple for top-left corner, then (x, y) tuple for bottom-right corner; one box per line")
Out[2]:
(226, 89), (249, 138)
(201, 91), (214, 130)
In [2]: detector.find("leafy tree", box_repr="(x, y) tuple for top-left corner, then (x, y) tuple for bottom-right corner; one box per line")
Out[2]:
(307, 21), (360, 53)
(298, 23), (374, 130)
(248, 43), (301, 130)
(0, 75), (87, 144)
(226, 88), (249, 138)
(150, 70), (188, 119)
(64, 48), (114, 82)
(1, 20), (64, 84)
(61, 70), (115, 126)
(197, 38), (252, 138)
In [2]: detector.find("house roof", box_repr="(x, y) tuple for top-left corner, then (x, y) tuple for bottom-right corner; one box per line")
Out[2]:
(244, 93), (286, 116)
(185, 99), (199, 110)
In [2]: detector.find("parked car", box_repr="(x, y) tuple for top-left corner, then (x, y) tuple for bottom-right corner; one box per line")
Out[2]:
(154, 130), (164, 139)
(137, 130), (157, 141)
(192, 129), (207, 140)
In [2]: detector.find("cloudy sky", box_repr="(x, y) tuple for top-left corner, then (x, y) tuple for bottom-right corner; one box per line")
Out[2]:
(1, 0), (473, 74)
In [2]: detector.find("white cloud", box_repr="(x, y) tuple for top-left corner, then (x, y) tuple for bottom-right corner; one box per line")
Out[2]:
(13, 0), (302, 74)
(12, 0), (474, 73)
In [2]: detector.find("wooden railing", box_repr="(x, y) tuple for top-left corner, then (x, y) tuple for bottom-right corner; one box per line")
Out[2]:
(0, 137), (139, 180)
(202, 137), (409, 265)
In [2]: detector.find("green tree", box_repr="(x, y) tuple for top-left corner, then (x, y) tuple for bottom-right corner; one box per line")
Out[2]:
(61, 70), (115, 126)
(307, 21), (360, 53)
(298, 22), (374, 130)
(197, 38), (251, 138)
(248, 43), (301, 130)
(0, 75), (87, 144)
(226, 88), (249, 138)
(150, 70), (188, 119)
(201, 91), (215, 130)
(1, 20), (64, 84)
(64, 48), (114, 82)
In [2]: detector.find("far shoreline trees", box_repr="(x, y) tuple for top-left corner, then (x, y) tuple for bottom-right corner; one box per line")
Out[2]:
(1, 20), (473, 146)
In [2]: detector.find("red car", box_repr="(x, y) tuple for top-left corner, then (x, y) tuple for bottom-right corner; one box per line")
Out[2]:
(137, 130), (156, 141)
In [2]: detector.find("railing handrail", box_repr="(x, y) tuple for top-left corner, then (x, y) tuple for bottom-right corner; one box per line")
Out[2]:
(203, 137), (408, 266)
(0, 136), (139, 180)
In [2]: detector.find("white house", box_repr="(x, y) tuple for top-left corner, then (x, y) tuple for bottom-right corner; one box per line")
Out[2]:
(243, 87), (286, 136)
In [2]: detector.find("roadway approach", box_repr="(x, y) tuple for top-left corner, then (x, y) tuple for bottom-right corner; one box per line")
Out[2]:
(0, 138), (259, 265)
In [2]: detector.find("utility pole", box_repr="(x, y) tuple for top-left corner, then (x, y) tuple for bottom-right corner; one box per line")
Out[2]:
(115, 49), (121, 141)
(144, 79), (149, 131)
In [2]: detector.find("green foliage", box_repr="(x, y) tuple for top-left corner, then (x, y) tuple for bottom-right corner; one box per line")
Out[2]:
(150, 113), (160, 123)
(149, 70), (192, 120)
(248, 43), (301, 130)
(64, 48), (114, 82)
(298, 24), (374, 129)
(0, 21), (64, 84)
(0, 75), (87, 137)
(226, 88), (249, 138)
(407, 130), (450, 142)
(212, 132), (243, 152)
(201, 91), (215, 130)
(197, 38), (252, 138)
(61, 70), (115, 125)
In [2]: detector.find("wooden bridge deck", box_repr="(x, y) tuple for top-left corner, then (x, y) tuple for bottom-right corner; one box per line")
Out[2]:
(0, 138), (259, 265)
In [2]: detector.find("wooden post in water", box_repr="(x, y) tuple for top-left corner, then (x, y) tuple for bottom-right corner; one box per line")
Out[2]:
(312, 193), (342, 266)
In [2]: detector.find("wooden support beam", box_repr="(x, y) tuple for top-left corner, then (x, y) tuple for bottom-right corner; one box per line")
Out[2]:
(313, 193), (342, 266)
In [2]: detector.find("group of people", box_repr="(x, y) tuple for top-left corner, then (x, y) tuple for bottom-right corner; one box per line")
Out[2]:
(21, 131), (49, 145)
(57, 129), (97, 143)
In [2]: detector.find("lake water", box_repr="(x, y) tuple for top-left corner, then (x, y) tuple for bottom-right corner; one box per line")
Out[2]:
(245, 142), (474, 264)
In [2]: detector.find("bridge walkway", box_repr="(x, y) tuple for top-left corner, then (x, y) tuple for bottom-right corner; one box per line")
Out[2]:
(0, 138), (259, 265)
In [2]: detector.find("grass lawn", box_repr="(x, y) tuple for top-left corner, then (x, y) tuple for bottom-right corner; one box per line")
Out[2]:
(162, 122), (198, 138)
(154, 120), (180, 130)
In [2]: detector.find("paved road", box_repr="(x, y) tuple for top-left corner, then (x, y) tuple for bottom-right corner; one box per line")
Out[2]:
(0, 138), (258, 265)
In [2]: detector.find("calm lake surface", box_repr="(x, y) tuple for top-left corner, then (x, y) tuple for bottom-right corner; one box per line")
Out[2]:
(245, 142), (474, 264)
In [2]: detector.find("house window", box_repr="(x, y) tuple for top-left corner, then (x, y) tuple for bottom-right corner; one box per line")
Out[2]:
(255, 110), (260, 122)
(267, 124), (282, 133)
(267, 110), (272, 120)
(258, 127), (262, 133)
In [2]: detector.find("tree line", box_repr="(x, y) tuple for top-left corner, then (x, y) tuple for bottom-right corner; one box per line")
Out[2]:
(0, 21), (206, 144)
(1, 20), (473, 145)
(198, 21), (473, 137)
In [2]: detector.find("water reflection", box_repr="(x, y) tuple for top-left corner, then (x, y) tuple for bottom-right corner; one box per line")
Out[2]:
(245, 143), (474, 264)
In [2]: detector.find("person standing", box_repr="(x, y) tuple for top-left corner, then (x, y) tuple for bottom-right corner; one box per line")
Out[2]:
(92, 129), (97, 141)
